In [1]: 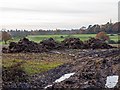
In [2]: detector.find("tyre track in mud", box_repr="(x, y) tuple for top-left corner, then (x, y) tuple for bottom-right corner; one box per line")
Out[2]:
(51, 49), (120, 89)
(28, 48), (120, 89)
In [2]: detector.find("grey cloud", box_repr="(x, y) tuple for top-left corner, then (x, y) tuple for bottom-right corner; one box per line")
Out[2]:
(1, 6), (94, 14)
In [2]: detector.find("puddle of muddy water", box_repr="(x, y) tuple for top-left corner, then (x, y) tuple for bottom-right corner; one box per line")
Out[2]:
(105, 75), (119, 88)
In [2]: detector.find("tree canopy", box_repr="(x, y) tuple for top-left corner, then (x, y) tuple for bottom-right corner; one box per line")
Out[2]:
(96, 31), (110, 41)
(2, 31), (12, 44)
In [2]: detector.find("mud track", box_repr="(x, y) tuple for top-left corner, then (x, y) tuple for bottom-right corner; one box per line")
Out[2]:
(26, 48), (120, 89)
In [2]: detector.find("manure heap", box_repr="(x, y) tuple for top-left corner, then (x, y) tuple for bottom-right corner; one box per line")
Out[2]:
(2, 37), (114, 53)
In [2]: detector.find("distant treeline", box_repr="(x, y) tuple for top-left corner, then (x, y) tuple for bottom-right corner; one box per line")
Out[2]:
(1, 22), (120, 37)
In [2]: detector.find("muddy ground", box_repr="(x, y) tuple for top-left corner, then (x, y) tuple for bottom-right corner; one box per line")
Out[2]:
(2, 48), (120, 89)
(30, 49), (120, 89)
(51, 49), (120, 89)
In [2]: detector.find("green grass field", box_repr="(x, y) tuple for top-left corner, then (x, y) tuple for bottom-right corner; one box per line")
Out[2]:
(1, 34), (119, 44)
(27, 34), (101, 42)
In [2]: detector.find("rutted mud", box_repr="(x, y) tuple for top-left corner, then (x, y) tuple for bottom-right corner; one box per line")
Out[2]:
(2, 38), (120, 89)
(49, 49), (120, 89)
(15, 48), (119, 89)
(2, 48), (120, 89)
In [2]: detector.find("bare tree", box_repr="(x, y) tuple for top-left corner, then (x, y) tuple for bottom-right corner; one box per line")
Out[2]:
(2, 31), (12, 44)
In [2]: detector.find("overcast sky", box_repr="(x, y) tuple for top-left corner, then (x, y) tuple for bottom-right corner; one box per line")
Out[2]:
(0, 0), (119, 30)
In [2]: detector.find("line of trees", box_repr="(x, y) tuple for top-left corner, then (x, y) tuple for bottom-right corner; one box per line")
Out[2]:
(0, 22), (120, 44)
(1, 22), (120, 37)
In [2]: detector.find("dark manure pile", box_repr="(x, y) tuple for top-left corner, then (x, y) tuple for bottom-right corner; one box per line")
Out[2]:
(2, 37), (114, 53)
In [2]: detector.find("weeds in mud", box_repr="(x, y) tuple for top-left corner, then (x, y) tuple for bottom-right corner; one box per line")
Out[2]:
(3, 59), (63, 75)
(22, 61), (63, 75)
(2, 62), (28, 82)
(2, 53), (70, 75)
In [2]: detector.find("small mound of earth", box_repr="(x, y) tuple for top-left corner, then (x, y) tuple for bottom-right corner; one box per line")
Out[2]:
(40, 38), (62, 50)
(2, 38), (48, 53)
(2, 37), (114, 53)
(61, 38), (84, 49)
(2, 62), (29, 89)
(84, 38), (113, 49)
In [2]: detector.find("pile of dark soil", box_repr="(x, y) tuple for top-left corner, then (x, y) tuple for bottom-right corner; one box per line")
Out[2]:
(2, 38), (48, 53)
(40, 38), (61, 50)
(2, 37), (114, 53)
(84, 38), (113, 49)
(2, 62), (30, 89)
(61, 38), (84, 49)
(61, 37), (113, 49)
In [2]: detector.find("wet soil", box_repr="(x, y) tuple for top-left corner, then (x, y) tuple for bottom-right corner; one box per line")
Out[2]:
(2, 48), (120, 89)
(29, 49), (120, 89)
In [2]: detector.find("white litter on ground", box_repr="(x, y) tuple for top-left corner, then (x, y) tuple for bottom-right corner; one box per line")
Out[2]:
(105, 75), (119, 88)
(51, 51), (61, 54)
(44, 72), (75, 89)
(55, 72), (75, 83)
(44, 84), (53, 89)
